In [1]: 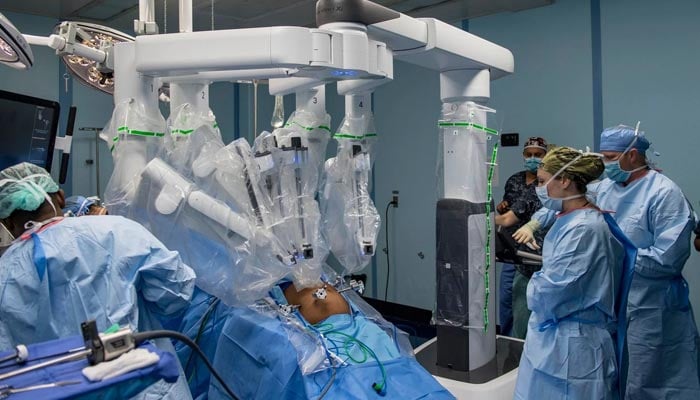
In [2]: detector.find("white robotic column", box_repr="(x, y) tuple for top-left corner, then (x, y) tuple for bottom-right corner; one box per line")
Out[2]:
(434, 68), (496, 371)
(168, 6), (210, 116)
(169, 82), (209, 113)
(105, 41), (162, 212)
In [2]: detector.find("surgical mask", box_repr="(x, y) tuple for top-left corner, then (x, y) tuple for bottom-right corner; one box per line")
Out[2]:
(604, 160), (647, 183)
(524, 157), (542, 173)
(535, 182), (583, 212)
(535, 184), (563, 211)
(0, 222), (15, 256)
(536, 152), (589, 211)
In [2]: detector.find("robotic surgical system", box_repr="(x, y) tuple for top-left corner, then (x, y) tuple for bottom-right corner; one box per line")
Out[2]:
(1, 1), (519, 398)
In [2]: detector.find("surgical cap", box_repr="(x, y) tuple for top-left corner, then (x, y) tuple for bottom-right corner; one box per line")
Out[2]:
(524, 137), (548, 151)
(65, 195), (97, 217)
(599, 125), (650, 153)
(0, 162), (59, 219)
(540, 146), (604, 185)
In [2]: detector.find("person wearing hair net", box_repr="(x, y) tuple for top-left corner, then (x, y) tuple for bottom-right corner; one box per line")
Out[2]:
(495, 136), (549, 338)
(64, 195), (108, 216)
(514, 147), (623, 399)
(515, 125), (700, 398)
(0, 162), (196, 399)
(597, 126), (699, 398)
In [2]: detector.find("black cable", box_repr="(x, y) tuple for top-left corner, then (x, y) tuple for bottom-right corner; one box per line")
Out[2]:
(184, 298), (221, 383)
(384, 201), (392, 302)
(133, 330), (239, 400)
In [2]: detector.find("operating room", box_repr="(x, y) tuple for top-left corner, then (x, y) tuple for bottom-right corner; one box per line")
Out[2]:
(1, 0), (699, 399)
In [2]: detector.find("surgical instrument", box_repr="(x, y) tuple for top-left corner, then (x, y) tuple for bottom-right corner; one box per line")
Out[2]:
(0, 380), (81, 399)
(0, 346), (28, 367)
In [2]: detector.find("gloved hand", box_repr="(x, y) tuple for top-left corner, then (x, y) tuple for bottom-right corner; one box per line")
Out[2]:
(513, 219), (541, 250)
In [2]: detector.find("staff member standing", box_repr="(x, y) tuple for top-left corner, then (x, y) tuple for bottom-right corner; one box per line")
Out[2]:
(514, 147), (622, 399)
(496, 136), (548, 337)
(0, 162), (196, 399)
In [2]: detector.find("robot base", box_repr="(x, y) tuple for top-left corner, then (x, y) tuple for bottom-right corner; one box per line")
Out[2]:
(415, 336), (523, 400)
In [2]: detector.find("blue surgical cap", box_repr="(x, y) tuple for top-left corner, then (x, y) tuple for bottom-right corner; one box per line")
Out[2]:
(0, 162), (59, 219)
(65, 195), (97, 217)
(599, 125), (651, 153)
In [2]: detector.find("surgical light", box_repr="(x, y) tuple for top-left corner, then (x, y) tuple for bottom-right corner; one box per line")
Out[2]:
(0, 12), (34, 70)
(55, 22), (133, 95)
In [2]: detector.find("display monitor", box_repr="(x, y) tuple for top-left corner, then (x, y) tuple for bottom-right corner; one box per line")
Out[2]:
(0, 89), (60, 172)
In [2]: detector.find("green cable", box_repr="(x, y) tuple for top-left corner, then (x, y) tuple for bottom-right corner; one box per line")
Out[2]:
(322, 330), (387, 393)
(483, 141), (500, 332)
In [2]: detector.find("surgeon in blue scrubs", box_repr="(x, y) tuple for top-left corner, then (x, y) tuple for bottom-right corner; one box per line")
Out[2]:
(516, 125), (700, 399)
(514, 147), (622, 399)
(594, 126), (700, 399)
(0, 162), (196, 399)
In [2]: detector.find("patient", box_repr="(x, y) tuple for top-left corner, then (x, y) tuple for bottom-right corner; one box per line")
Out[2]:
(283, 283), (350, 324)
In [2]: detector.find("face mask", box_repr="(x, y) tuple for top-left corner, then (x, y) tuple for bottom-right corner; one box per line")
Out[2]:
(536, 151), (591, 211)
(604, 160), (647, 183)
(536, 184), (563, 211)
(535, 180), (584, 212)
(0, 222), (15, 256)
(524, 157), (542, 173)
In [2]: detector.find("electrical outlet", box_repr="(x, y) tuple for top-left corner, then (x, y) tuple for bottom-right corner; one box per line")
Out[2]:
(391, 190), (399, 208)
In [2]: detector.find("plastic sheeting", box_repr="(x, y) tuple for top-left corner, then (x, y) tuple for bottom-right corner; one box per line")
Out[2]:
(320, 113), (380, 275)
(434, 101), (497, 333)
(161, 103), (224, 179)
(130, 157), (293, 306)
(103, 99), (166, 216)
(253, 109), (332, 289)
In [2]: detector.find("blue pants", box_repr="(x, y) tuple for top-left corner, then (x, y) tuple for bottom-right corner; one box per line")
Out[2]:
(499, 263), (515, 336)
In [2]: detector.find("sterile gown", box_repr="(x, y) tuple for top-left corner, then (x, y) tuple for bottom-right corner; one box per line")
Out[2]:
(0, 215), (196, 399)
(514, 208), (623, 400)
(591, 171), (700, 399)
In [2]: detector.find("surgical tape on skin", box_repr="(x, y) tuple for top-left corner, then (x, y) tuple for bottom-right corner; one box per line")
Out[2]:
(82, 348), (160, 382)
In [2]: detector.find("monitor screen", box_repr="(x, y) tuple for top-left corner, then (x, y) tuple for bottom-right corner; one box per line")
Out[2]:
(0, 90), (60, 172)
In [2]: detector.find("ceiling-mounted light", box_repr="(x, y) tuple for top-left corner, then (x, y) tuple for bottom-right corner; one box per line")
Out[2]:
(0, 12), (34, 70)
(55, 22), (133, 95)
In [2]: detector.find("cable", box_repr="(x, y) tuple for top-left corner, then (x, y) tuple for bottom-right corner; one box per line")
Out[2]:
(184, 298), (221, 384)
(323, 330), (387, 395)
(317, 365), (337, 400)
(384, 201), (392, 302)
(133, 330), (239, 400)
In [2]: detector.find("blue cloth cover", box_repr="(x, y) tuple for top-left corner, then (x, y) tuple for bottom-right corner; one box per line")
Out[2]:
(0, 335), (179, 400)
(207, 303), (454, 399)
